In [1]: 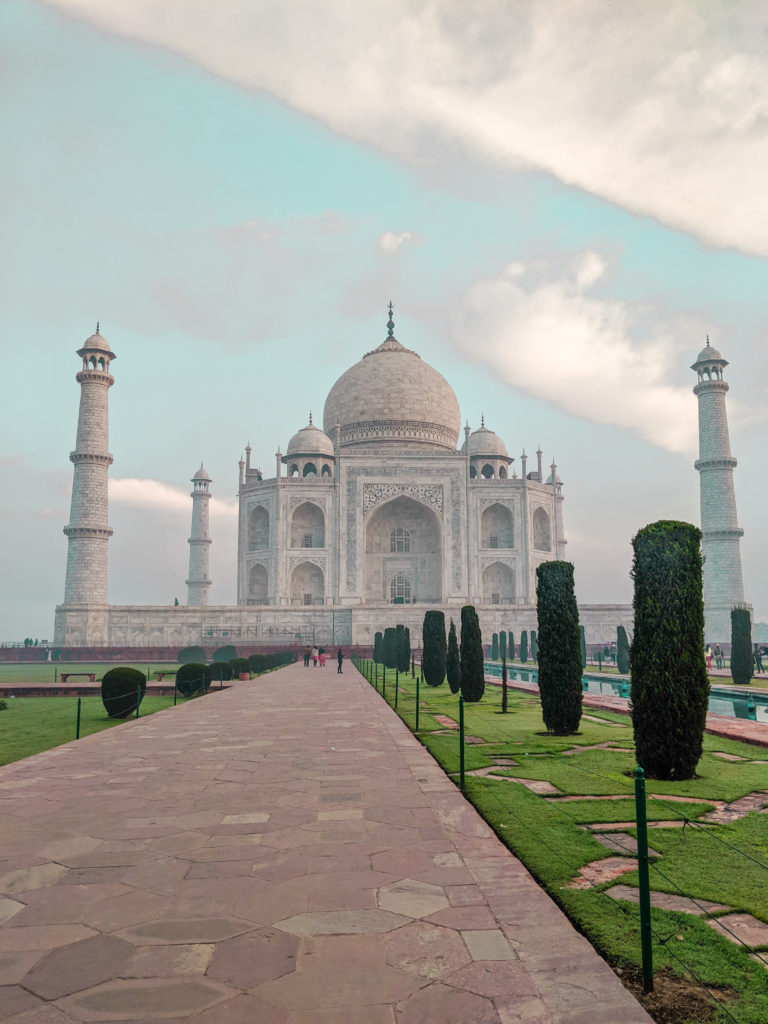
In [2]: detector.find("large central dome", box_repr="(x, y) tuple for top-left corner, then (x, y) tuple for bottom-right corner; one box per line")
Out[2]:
(323, 332), (461, 450)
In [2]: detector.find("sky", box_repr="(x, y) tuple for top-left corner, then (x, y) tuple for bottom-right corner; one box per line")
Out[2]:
(2, 0), (767, 641)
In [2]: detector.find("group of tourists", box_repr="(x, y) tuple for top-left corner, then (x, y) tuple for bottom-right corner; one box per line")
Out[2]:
(704, 642), (766, 673)
(303, 645), (344, 673)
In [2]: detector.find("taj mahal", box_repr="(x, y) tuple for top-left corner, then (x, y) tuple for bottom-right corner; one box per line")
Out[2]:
(53, 309), (746, 648)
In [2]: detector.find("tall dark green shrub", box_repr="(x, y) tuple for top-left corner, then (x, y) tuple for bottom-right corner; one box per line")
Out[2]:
(501, 654), (508, 713)
(730, 608), (753, 686)
(101, 667), (146, 719)
(176, 662), (211, 697)
(579, 625), (587, 668)
(536, 562), (582, 735)
(531, 630), (538, 662)
(230, 657), (250, 678)
(459, 604), (484, 702)
(617, 625), (630, 674)
(520, 630), (528, 663)
(491, 633), (499, 660)
(630, 520), (709, 780)
(446, 618), (460, 694)
(210, 660), (234, 684)
(178, 646), (205, 664)
(373, 632), (383, 664)
(402, 627), (411, 673)
(508, 631), (515, 661)
(213, 645), (238, 663)
(422, 611), (446, 687)
(500, 631), (507, 661)
(382, 628), (398, 670)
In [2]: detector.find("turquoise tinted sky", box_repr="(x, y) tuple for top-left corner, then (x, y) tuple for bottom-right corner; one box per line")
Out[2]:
(2, 0), (767, 639)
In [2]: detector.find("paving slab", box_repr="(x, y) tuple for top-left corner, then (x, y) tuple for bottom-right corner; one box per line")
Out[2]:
(0, 662), (653, 1022)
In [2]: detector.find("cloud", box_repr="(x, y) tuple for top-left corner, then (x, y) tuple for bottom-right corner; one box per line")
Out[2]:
(454, 252), (699, 453)
(45, 0), (768, 256)
(110, 477), (237, 518)
(378, 231), (420, 253)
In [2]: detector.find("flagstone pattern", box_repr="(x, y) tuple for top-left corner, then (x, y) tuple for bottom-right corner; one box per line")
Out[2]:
(0, 663), (653, 1022)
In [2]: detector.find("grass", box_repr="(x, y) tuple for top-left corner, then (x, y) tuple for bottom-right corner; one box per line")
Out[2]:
(0, 661), (179, 685)
(0, 694), (189, 766)
(358, 660), (768, 1024)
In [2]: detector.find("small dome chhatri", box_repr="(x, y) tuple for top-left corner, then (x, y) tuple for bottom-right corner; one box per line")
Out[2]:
(323, 303), (461, 450)
(286, 414), (335, 458)
(192, 463), (211, 482)
(692, 335), (726, 368)
(462, 417), (509, 458)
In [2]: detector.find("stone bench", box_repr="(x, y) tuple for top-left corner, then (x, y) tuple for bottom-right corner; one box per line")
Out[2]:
(60, 672), (96, 683)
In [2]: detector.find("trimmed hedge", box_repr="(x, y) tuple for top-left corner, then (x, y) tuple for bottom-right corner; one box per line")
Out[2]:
(230, 657), (250, 678)
(520, 630), (528, 663)
(373, 631), (383, 664)
(209, 661), (234, 683)
(730, 608), (753, 686)
(500, 630), (507, 661)
(248, 650), (295, 674)
(422, 611), (447, 687)
(213, 645), (238, 663)
(178, 646), (205, 664)
(101, 667), (146, 719)
(617, 625), (630, 674)
(459, 604), (484, 702)
(536, 561), (582, 735)
(446, 618), (460, 694)
(176, 662), (211, 696)
(382, 628), (398, 670)
(630, 520), (709, 781)
(491, 633), (499, 660)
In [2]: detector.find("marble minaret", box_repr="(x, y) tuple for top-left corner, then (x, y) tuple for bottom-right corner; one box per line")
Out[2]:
(61, 326), (115, 606)
(692, 339), (745, 641)
(186, 465), (212, 606)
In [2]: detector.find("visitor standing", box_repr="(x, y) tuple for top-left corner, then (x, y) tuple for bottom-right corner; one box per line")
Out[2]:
(714, 644), (723, 670)
(754, 644), (763, 674)
(312, 646), (319, 667)
(319, 648), (326, 667)
(337, 648), (343, 674)
(705, 644), (712, 671)
(303, 647), (311, 667)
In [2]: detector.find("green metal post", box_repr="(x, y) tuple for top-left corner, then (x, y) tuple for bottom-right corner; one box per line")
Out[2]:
(634, 766), (654, 993)
(76, 697), (82, 739)
(54, 667), (58, 683)
(174, 678), (178, 706)
(415, 673), (420, 732)
(459, 695), (465, 790)
(375, 662), (378, 691)
(395, 670), (399, 710)
(383, 667), (386, 701)
(136, 687), (141, 718)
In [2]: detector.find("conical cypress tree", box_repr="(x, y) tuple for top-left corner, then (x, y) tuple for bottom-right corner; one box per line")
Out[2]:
(617, 625), (630, 674)
(500, 630), (507, 661)
(531, 630), (538, 662)
(579, 625), (587, 668)
(501, 654), (508, 713)
(396, 624), (408, 673)
(373, 631), (383, 664)
(536, 561), (582, 735)
(630, 521), (709, 780)
(446, 618), (460, 694)
(730, 607), (753, 686)
(520, 630), (528, 663)
(508, 631), (515, 661)
(403, 626), (411, 674)
(460, 604), (485, 702)
(383, 627), (398, 669)
(491, 633), (499, 660)
(422, 610), (447, 687)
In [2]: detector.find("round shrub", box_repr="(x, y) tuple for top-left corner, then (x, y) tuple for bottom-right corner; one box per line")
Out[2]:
(230, 657), (250, 678)
(210, 661), (234, 684)
(214, 645), (238, 663)
(176, 662), (211, 697)
(101, 667), (146, 719)
(178, 645), (205, 664)
(249, 653), (267, 674)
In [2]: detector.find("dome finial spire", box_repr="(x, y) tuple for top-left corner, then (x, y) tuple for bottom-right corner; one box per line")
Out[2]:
(481, 413), (485, 428)
(95, 321), (100, 335)
(309, 410), (313, 425)
(387, 301), (395, 338)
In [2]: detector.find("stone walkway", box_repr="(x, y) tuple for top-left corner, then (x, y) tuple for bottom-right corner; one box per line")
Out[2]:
(0, 663), (653, 1023)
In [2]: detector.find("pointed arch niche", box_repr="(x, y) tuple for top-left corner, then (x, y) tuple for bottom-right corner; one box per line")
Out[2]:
(248, 564), (268, 604)
(290, 501), (325, 548)
(482, 562), (516, 604)
(533, 508), (551, 551)
(291, 561), (324, 605)
(248, 506), (269, 550)
(364, 494), (442, 603)
(481, 503), (514, 548)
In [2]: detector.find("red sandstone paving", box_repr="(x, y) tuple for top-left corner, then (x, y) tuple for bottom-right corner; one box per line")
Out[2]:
(0, 664), (653, 1022)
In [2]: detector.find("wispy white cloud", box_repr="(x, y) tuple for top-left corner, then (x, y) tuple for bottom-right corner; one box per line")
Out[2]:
(110, 477), (237, 518)
(45, 0), (768, 256)
(454, 252), (699, 453)
(378, 231), (420, 253)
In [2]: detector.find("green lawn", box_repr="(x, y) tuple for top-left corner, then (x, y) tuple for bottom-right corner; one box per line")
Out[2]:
(0, 661), (178, 685)
(358, 661), (768, 1024)
(0, 694), (188, 766)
